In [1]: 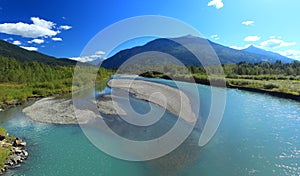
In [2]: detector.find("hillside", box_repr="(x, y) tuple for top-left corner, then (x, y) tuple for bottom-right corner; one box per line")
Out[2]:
(0, 40), (77, 66)
(102, 36), (293, 69)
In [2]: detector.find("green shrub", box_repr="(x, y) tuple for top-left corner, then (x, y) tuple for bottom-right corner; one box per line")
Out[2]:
(264, 84), (279, 89)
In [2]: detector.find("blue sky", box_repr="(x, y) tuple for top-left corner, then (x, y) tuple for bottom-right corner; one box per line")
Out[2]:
(0, 0), (300, 61)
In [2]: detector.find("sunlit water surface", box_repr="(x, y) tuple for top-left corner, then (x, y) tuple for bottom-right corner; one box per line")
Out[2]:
(1, 78), (299, 176)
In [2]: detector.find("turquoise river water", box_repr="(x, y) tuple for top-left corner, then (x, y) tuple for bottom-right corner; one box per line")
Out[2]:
(0, 78), (299, 176)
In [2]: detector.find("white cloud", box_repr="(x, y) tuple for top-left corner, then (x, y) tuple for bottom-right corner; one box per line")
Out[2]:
(95, 50), (105, 55)
(242, 21), (254, 26)
(52, 37), (62, 41)
(230, 44), (253, 50)
(230, 45), (248, 50)
(276, 50), (300, 60)
(244, 36), (261, 42)
(20, 46), (38, 51)
(4, 37), (13, 41)
(69, 56), (92, 62)
(31, 17), (55, 29)
(0, 20), (58, 38)
(260, 39), (296, 48)
(269, 36), (283, 39)
(210, 34), (220, 40)
(230, 44), (261, 50)
(12, 40), (21, 45)
(0, 17), (71, 39)
(208, 0), (224, 9)
(60, 25), (72, 30)
(230, 46), (244, 50)
(69, 50), (106, 63)
(28, 38), (44, 44)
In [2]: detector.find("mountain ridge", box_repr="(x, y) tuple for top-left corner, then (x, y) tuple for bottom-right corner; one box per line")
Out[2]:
(101, 36), (294, 68)
(0, 36), (295, 68)
(0, 40), (77, 66)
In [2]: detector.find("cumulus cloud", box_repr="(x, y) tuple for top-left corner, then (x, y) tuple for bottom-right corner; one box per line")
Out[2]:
(12, 40), (21, 45)
(0, 18), (58, 38)
(69, 56), (96, 63)
(244, 36), (261, 42)
(28, 38), (44, 44)
(20, 46), (38, 51)
(210, 34), (220, 40)
(208, 0), (224, 9)
(260, 39), (296, 48)
(269, 36), (282, 39)
(4, 37), (13, 41)
(0, 17), (71, 39)
(230, 45), (249, 50)
(230, 46), (243, 50)
(95, 50), (106, 55)
(69, 50), (106, 63)
(31, 17), (55, 29)
(242, 21), (254, 26)
(52, 37), (62, 41)
(276, 50), (300, 60)
(60, 25), (72, 30)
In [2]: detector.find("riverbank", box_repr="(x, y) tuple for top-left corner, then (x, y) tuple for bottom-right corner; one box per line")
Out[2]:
(0, 77), (111, 112)
(0, 127), (28, 175)
(0, 94), (58, 112)
(139, 73), (300, 102)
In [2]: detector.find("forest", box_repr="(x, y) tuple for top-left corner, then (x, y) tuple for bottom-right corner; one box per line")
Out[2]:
(0, 56), (114, 107)
(135, 61), (300, 99)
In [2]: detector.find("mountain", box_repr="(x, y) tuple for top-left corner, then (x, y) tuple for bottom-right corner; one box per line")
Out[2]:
(242, 45), (293, 63)
(0, 40), (77, 66)
(102, 36), (294, 69)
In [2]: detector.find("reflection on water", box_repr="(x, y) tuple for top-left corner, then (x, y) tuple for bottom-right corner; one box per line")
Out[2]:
(0, 78), (300, 176)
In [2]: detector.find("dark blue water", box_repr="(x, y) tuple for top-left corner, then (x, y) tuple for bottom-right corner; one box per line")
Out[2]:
(1, 78), (300, 176)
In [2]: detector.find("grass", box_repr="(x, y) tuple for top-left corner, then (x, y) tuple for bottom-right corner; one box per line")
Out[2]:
(0, 126), (10, 169)
(226, 78), (300, 96)
(0, 69), (115, 109)
(0, 83), (33, 102)
(0, 147), (10, 168)
(0, 126), (7, 137)
(142, 72), (300, 100)
(0, 81), (71, 103)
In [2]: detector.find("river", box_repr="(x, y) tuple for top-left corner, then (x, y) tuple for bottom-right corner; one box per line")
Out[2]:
(0, 78), (299, 176)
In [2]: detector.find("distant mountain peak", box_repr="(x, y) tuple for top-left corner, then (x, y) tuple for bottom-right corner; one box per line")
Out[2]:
(184, 34), (197, 38)
(247, 45), (257, 49)
(243, 44), (293, 63)
(245, 45), (264, 51)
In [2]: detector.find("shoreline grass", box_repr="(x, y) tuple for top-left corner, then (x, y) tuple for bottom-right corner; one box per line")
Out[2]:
(141, 73), (300, 102)
(0, 126), (9, 169)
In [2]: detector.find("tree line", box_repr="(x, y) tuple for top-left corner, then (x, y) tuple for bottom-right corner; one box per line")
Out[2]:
(120, 60), (300, 80)
(0, 56), (113, 102)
